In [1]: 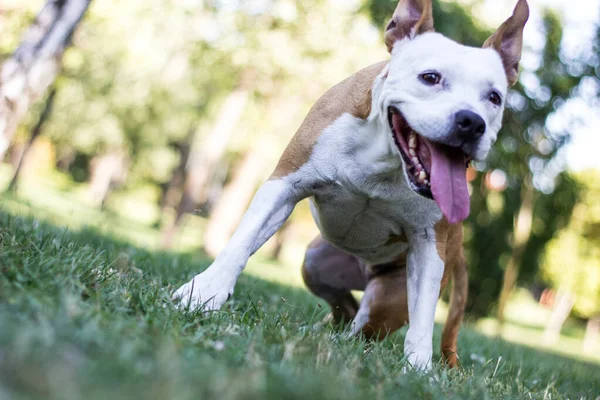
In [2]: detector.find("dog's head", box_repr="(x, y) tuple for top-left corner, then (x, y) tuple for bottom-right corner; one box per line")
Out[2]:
(378, 0), (529, 223)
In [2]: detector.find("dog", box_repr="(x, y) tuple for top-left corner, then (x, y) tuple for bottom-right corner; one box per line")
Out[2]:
(173, 0), (529, 371)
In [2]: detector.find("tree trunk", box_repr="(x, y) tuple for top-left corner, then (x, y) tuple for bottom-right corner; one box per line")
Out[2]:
(55, 148), (76, 172)
(583, 316), (600, 353)
(268, 220), (292, 261)
(87, 151), (127, 208)
(183, 87), (249, 204)
(203, 145), (268, 258)
(200, 94), (300, 257)
(0, 0), (92, 160)
(159, 87), (249, 249)
(6, 88), (57, 192)
(542, 290), (575, 345)
(159, 128), (195, 215)
(497, 179), (535, 328)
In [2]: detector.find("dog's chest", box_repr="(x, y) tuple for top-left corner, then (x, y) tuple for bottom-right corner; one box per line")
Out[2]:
(299, 113), (442, 264)
(309, 185), (412, 263)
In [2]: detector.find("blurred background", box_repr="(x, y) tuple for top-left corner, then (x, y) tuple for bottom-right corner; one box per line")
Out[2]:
(0, 0), (599, 363)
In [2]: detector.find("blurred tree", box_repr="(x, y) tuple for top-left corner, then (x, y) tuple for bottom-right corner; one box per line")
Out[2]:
(87, 150), (128, 208)
(160, 83), (251, 249)
(203, 141), (270, 257)
(583, 316), (600, 353)
(159, 128), (195, 216)
(269, 220), (292, 261)
(366, 0), (590, 318)
(0, 0), (92, 160)
(33, 0), (239, 204)
(160, 0), (386, 249)
(6, 86), (57, 192)
(541, 170), (600, 344)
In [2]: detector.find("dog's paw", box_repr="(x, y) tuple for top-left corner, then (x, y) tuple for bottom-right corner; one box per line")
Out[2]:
(405, 349), (433, 371)
(404, 333), (433, 371)
(172, 268), (234, 312)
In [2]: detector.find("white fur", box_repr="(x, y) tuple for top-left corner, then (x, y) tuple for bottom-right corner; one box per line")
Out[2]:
(351, 300), (371, 336)
(172, 179), (306, 310)
(173, 31), (509, 372)
(380, 33), (507, 161)
(403, 227), (445, 370)
(305, 112), (441, 264)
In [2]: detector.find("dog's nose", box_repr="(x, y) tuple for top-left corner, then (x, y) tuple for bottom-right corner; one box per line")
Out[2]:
(454, 110), (486, 142)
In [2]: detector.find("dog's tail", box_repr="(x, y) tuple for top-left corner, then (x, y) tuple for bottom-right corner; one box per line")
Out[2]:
(441, 226), (468, 368)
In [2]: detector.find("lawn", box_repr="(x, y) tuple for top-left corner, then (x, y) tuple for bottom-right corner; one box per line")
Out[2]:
(1, 209), (600, 400)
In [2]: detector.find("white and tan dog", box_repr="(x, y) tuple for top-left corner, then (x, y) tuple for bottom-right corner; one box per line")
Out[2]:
(173, 0), (529, 370)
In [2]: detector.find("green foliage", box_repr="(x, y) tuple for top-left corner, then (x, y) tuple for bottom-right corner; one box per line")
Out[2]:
(43, 0), (240, 187)
(466, 9), (589, 316)
(10, 0), (389, 190)
(0, 2), (40, 60)
(1, 210), (599, 399)
(543, 170), (600, 318)
(520, 173), (580, 282)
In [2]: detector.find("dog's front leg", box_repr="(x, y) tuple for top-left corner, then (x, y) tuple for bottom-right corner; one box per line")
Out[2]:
(404, 227), (444, 371)
(172, 178), (305, 312)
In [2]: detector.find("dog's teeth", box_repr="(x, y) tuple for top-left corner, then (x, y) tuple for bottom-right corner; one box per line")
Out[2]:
(409, 136), (416, 148)
(412, 157), (419, 165)
(424, 179), (430, 185)
(409, 148), (416, 156)
(419, 171), (427, 181)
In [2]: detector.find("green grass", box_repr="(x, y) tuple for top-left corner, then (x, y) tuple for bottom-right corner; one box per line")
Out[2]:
(1, 211), (600, 400)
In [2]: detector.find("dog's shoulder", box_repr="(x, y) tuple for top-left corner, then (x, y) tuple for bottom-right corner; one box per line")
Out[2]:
(330, 60), (388, 120)
(271, 61), (388, 179)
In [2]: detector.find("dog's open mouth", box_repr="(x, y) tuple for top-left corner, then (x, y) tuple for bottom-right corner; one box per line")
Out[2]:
(388, 107), (471, 224)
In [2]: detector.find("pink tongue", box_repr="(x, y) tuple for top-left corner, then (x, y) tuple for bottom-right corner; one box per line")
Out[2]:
(426, 142), (470, 224)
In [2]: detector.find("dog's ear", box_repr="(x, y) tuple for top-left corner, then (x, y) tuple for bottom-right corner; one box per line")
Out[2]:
(483, 0), (529, 87)
(384, 0), (434, 53)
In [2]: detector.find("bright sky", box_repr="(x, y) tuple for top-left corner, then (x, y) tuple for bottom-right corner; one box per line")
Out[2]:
(479, 0), (600, 172)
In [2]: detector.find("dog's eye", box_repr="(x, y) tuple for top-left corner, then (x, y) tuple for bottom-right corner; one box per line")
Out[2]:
(419, 72), (441, 86)
(488, 91), (502, 106)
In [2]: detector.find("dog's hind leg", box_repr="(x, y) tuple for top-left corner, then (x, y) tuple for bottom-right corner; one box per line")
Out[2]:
(440, 225), (468, 368)
(351, 264), (410, 340)
(302, 235), (367, 324)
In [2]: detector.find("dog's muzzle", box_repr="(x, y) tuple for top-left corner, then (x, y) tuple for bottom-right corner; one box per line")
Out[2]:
(388, 107), (473, 224)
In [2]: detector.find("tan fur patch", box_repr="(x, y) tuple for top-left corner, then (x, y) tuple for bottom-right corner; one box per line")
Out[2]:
(384, 232), (408, 246)
(361, 267), (409, 340)
(434, 217), (450, 264)
(440, 222), (467, 368)
(270, 61), (388, 179)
